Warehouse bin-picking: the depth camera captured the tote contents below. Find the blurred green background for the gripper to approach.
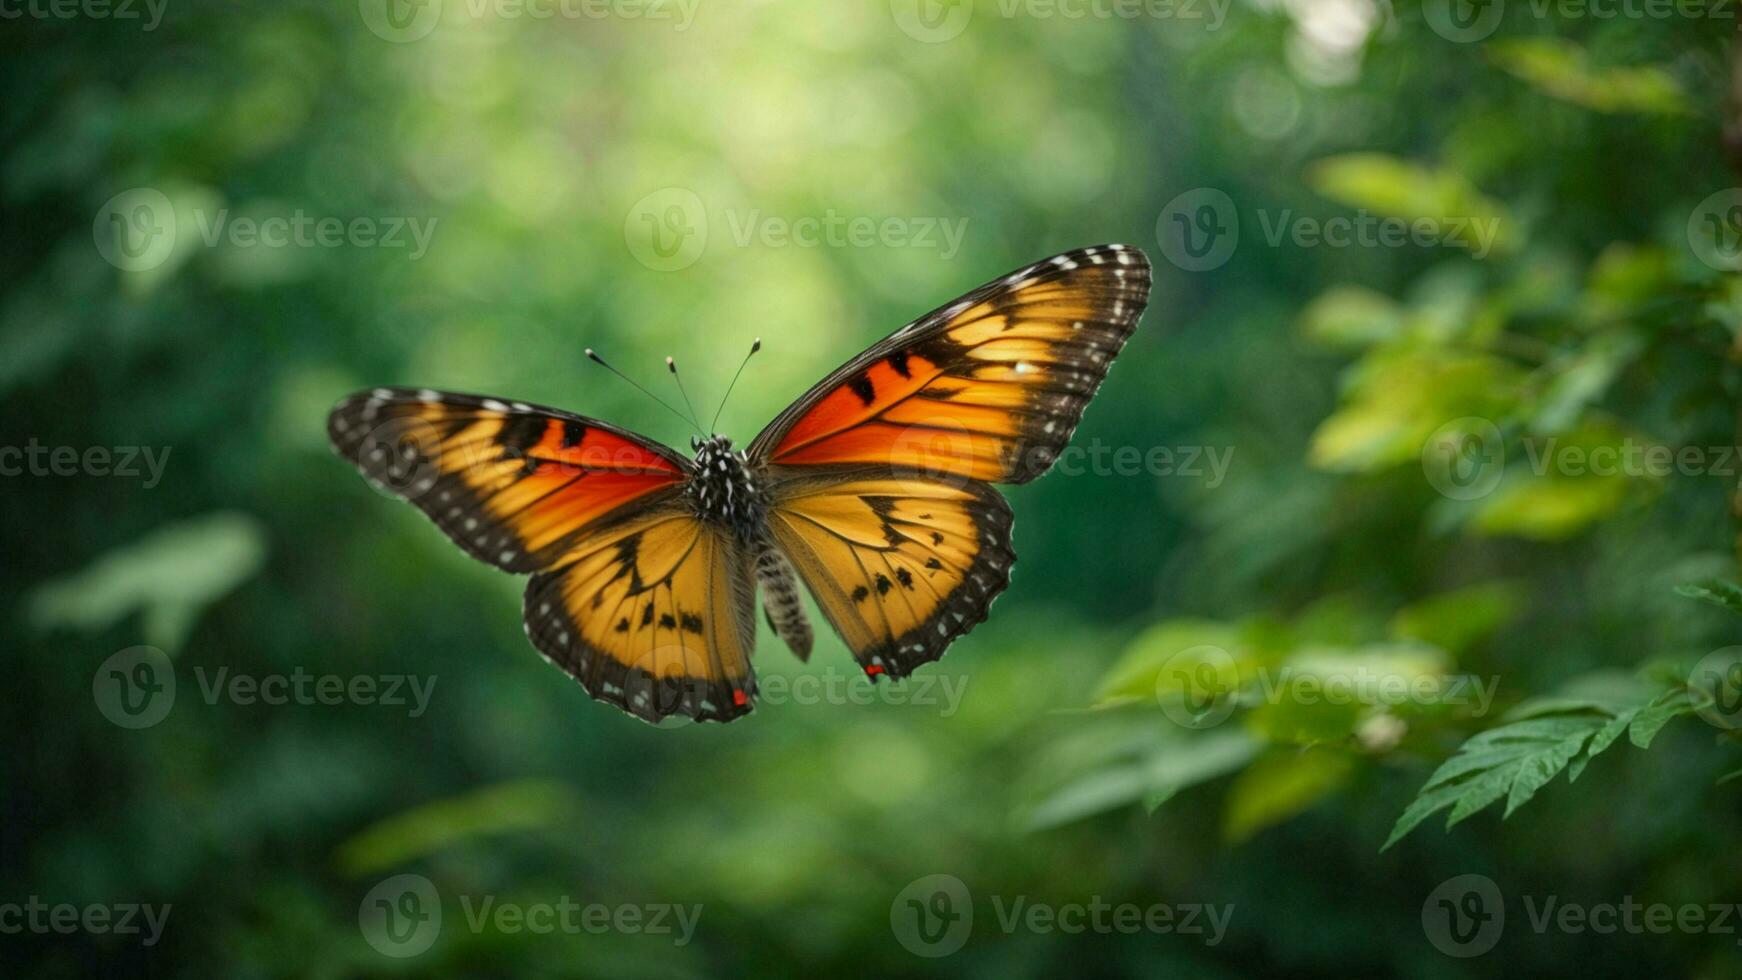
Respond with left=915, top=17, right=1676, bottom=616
left=9, top=0, right=1742, bottom=976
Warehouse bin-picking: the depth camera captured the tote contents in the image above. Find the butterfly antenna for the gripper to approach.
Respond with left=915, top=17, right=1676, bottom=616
left=585, top=348, right=703, bottom=436
left=709, top=337, right=761, bottom=432
left=665, top=356, right=706, bottom=434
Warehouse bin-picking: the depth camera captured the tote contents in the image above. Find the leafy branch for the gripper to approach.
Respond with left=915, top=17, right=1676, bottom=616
left=1382, top=689, right=1697, bottom=850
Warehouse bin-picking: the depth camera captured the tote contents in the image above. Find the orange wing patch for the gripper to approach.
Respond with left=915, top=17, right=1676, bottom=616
left=328, top=388, right=686, bottom=572
left=522, top=499, right=760, bottom=724
left=752, top=244, right=1150, bottom=484
left=764, top=470, right=1015, bottom=678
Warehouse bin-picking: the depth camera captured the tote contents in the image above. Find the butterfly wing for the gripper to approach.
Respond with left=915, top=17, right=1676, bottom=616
left=747, top=243, right=1151, bottom=484
left=328, top=387, right=690, bottom=572
left=761, top=468, right=1014, bottom=678
left=752, top=243, right=1149, bottom=675
left=749, top=244, right=1151, bottom=676
left=522, top=496, right=760, bottom=723
left=328, top=388, right=757, bottom=724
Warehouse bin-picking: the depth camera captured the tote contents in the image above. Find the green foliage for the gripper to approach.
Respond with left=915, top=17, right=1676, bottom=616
left=1383, top=683, right=1698, bottom=850
left=1489, top=37, right=1689, bottom=115
left=1675, top=578, right=1742, bottom=616
left=27, top=512, right=266, bottom=652
left=12, top=6, right=1742, bottom=978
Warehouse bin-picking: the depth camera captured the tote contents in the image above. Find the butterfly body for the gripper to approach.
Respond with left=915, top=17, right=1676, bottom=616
left=683, top=433, right=815, bottom=659
left=330, top=243, right=1152, bottom=724
left=684, top=435, right=765, bottom=540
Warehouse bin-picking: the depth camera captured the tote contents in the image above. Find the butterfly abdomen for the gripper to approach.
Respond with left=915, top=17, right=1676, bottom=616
left=754, top=542, right=812, bottom=662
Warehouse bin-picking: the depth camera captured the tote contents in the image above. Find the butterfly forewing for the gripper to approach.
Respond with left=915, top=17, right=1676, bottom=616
left=327, top=388, right=688, bottom=572
left=748, top=243, right=1151, bottom=484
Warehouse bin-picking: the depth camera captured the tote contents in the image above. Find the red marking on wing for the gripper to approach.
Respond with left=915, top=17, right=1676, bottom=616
left=528, top=419, right=684, bottom=475
left=771, top=355, right=943, bottom=459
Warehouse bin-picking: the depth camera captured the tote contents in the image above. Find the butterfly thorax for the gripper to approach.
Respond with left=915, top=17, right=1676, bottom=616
left=686, top=435, right=766, bottom=541
left=687, top=434, right=814, bottom=661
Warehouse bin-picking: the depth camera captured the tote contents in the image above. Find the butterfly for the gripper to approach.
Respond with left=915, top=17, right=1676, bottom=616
left=327, top=244, right=1151, bottom=724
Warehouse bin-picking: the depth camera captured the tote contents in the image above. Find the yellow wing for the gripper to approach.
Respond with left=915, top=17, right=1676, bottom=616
left=522, top=494, right=760, bottom=724
left=763, top=469, right=1015, bottom=678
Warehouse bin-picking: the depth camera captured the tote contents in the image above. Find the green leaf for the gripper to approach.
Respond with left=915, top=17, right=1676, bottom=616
left=1094, top=618, right=1247, bottom=705
left=1628, top=691, right=1694, bottom=748
left=1467, top=419, right=1653, bottom=541
left=1385, top=676, right=1698, bottom=849
left=1674, top=579, right=1742, bottom=616
left=1529, top=332, right=1643, bottom=435
left=1306, top=154, right=1514, bottom=257
left=1389, top=581, right=1526, bottom=655
left=1502, top=731, right=1593, bottom=817
left=1308, top=348, right=1521, bottom=473
left=1223, top=750, right=1354, bottom=843
left=1384, top=711, right=1612, bottom=850
left=27, top=512, right=268, bottom=652
left=1300, top=286, right=1406, bottom=350
left=1489, top=37, right=1687, bottom=115
left=1024, top=730, right=1259, bottom=831
left=335, top=780, right=578, bottom=876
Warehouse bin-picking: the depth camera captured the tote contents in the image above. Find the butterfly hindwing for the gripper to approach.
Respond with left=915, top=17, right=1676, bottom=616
left=748, top=244, right=1151, bottom=485
left=763, top=468, right=1015, bottom=678
left=327, top=388, right=689, bottom=573
left=522, top=496, right=760, bottom=723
